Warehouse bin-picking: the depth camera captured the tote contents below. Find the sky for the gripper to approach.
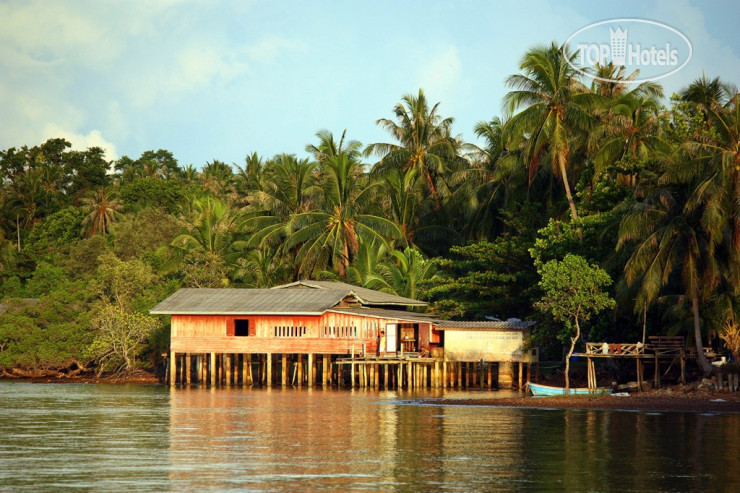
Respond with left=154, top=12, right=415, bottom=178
left=1, top=0, right=739, bottom=168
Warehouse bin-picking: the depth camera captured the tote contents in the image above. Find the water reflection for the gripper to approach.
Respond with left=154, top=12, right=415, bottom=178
left=1, top=382, right=739, bottom=491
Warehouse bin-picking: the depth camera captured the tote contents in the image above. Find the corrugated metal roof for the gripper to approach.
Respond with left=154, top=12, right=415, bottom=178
left=150, top=288, right=350, bottom=315
left=274, top=280, right=427, bottom=306
left=435, top=320, right=536, bottom=330
left=328, top=307, right=438, bottom=323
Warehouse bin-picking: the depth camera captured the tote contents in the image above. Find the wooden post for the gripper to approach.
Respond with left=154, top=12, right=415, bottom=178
left=297, top=354, right=304, bottom=386
left=526, top=361, right=531, bottom=386
left=487, top=363, right=493, bottom=389
left=443, top=360, right=448, bottom=389
left=457, top=362, right=463, bottom=389
left=680, top=351, right=686, bottom=385
left=384, top=363, right=389, bottom=389
left=210, top=352, right=216, bottom=387
left=397, top=363, right=402, bottom=389
left=654, top=352, right=660, bottom=389
left=407, top=361, right=413, bottom=389
left=307, top=353, right=314, bottom=387
left=169, top=351, right=177, bottom=386
left=185, top=353, right=191, bottom=386
left=518, top=362, right=524, bottom=391
left=282, top=354, right=288, bottom=386
left=225, top=354, right=232, bottom=386
left=350, top=361, right=355, bottom=388
left=588, top=359, right=592, bottom=391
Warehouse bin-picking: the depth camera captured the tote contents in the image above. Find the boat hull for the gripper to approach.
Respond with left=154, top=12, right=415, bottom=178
left=527, top=382, right=611, bottom=396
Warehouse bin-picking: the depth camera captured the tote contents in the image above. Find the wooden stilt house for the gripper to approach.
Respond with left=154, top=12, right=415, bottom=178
left=151, top=280, right=537, bottom=389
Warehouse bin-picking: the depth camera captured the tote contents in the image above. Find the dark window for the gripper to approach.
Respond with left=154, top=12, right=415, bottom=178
left=235, top=319, right=249, bottom=336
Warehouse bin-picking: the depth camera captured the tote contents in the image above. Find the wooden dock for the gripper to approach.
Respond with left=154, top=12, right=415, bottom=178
left=166, top=351, right=534, bottom=391
left=574, top=337, right=720, bottom=392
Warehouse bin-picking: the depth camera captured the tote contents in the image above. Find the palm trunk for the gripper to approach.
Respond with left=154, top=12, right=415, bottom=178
left=692, top=295, right=713, bottom=376
left=557, top=158, right=583, bottom=241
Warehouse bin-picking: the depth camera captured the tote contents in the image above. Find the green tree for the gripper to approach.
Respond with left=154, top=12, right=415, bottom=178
left=88, top=304, right=160, bottom=375
left=618, top=189, right=717, bottom=375
left=535, top=254, right=615, bottom=392
left=284, top=150, right=402, bottom=277
left=366, top=89, right=457, bottom=206
left=504, top=42, right=597, bottom=223
left=96, top=252, right=157, bottom=311
left=81, top=188, right=123, bottom=236
left=376, top=247, right=438, bottom=300
left=429, top=219, right=538, bottom=320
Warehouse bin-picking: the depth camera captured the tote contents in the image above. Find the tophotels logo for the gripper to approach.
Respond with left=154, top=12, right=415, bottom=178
left=564, top=19, right=692, bottom=84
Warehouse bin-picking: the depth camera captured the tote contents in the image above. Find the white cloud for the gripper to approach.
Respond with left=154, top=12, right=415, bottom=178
left=42, top=124, right=118, bottom=161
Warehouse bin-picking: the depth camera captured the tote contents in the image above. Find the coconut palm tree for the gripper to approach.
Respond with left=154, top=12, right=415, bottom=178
left=503, top=42, right=599, bottom=223
left=199, top=160, right=234, bottom=198
left=233, top=247, right=289, bottom=288
left=588, top=92, right=668, bottom=190
left=375, top=247, right=439, bottom=300
left=365, top=89, right=457, bottom=207
left=674, top=87, right=740, bottom=287
left=169, top=196, right=247, bottom=263
left=245, top=154, right=319, bottom=254
left=618, top=187, right=718, bottom=375
left=284, top=151, right=403, bottom=277
left=450, top=117, right=531, bottom=239
left=306, top=129, right=362, bottom=163
left=81, top=188, right=123, bottom=237
left=590, top=62, right=663, bottom=100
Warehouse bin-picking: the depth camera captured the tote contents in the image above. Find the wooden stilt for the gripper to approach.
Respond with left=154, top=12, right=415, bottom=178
left=169, top=351, right=177, bottom=386
left=384, top=363, right=389, bottom=389
left=487, top=363, right=493, bottom=389
left=518, top=361, right=523, bottom=391
left=307, top=353, right=314, bottom=387
left=298, top=354, right=304, bottom=386
left=680, top=351, right=686, bottom=385
left=654, top=352, right=660, bottom=389
left=225, top=353, right=232, bottom=386
left=184, top=353, right=191, bottom=386
left=209, top=352, right=216, bottom=387
left=266, top=353, right=272, bottom=387
left=282, top=354, right=288, bottom=386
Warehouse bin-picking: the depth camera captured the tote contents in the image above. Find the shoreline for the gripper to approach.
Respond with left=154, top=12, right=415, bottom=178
left=3, top=375, right=740, bottom=413
left=421, top=389, right=740, bottom=413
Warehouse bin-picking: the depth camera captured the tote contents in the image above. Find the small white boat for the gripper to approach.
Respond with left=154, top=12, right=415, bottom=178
left=527, top=382, right=611, bottom=396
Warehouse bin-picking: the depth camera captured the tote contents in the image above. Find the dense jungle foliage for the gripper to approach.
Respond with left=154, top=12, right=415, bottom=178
left=1, top=43, right=739, bottom=376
